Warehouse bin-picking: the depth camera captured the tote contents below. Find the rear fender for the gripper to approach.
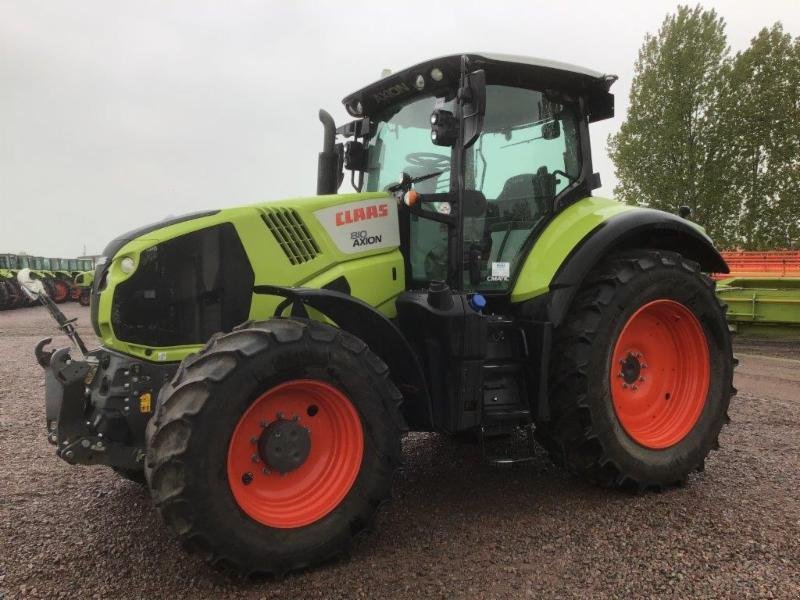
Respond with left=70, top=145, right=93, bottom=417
left=512, top=199, right=728, bottom=327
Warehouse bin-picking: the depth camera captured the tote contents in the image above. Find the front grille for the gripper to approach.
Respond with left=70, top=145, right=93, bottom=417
left=110, top=223, right=254, bottom=347
left=260, top=207, right=320, bottom=265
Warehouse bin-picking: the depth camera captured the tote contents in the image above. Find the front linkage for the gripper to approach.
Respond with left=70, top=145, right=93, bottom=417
left=19, top=269, right=174, bottom=470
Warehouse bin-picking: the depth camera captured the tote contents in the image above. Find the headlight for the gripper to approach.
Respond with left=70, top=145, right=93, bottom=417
left=120, top=256, right=136, bottom=274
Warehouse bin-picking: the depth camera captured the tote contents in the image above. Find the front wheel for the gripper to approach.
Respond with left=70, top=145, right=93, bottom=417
left=145, top=319, right=403, bottom=575
left=536, top=250, right=734, bottom=490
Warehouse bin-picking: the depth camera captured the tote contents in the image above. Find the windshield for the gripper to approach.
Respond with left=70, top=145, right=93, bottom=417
left=364, top=96, right=454, bottom=194
left=363, top=85, right=581, bottom=291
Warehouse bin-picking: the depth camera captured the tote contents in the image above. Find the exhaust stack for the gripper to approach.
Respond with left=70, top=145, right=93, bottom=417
left=316, top=109, right=339, bottom=195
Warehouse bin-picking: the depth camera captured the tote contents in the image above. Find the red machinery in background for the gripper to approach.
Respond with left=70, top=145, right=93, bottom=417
left=716, top=251, right=800, bottom=280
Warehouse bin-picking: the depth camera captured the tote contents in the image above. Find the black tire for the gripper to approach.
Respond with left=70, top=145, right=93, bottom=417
left=0, top=281, right=9, bottom=310
left=535, top=250, right=734, bottom=491
left=8, top=280, right=27, bottom=308
left=78, top=288, right=91, bottom=306
left=112, top=467, right=146, bottom=485
left=145, top=318, right=404, bottom=575
left=42, top=277, right=57, bottom=299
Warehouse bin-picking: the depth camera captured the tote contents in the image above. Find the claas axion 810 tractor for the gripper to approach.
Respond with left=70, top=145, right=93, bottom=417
left=27, top=54, right=734, bottom=575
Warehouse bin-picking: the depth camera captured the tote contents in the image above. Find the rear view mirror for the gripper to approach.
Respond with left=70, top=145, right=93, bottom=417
left=461, top=69, right=486, bottom=148
left=344, top=141, right=367, bottom=171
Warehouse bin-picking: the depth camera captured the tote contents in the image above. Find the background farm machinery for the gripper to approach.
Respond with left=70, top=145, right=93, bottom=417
left=0, top=254, right=94, bottom=310
left=716, top=251, right=800, bottom=340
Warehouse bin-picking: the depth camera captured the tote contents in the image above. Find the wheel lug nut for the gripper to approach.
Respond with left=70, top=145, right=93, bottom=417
left=292, top=414, right=299, bottom=422
left=276, top=411, right=284, bottom=420
left=642, top=364, right=647, bottom=369
left=262, top=467, right=271, bottom=475
left=250, top=437, right=258, bottom=444
left=617, top=372, right=623, bottom=378
left=260, top=420, right=268, bottom=428
left=251, top=454, right=260, bottom=463
left=242, top=472, right=253, bottom=485
left=622, top=383, right=628, bottom=389
left=632, top=385, right=638, bottom=391
left=639, top=377, right=645, bottom=382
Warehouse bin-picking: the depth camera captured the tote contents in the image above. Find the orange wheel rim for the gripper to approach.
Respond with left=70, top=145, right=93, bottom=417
left=227, top=380, right=363, bottom=528
left=610, top=299, right=710, bottom=449
left=53, top=281, right=68, bottom=302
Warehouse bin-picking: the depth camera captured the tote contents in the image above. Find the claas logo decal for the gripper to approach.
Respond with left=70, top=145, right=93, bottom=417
left=335, top=203, right=389, bottom=226
left=316, top=200, right=398, bottom=254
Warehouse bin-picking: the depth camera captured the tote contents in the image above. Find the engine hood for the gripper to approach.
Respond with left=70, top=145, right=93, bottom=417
left=91, top=192, right=402, bottom=361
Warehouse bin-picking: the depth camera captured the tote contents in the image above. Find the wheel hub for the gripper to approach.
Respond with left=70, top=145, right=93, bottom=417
left=619, top=352, right=643, bottom=385
left=258, top=419, right=311, bottom=474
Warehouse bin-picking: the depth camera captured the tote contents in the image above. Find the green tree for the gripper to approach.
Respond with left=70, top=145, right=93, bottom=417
left=715, top=24, right=800, bottom=249
left=608, top=5, right=736, bottom=245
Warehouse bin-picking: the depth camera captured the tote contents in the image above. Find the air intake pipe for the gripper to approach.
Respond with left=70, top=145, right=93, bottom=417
left=316, top=109, right=339, bottom=195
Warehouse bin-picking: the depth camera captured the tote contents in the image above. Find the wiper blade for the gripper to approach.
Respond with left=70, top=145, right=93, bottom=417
left=411, top=171, right=444, bottom=184
left=387, top=171, right=444, bottom=192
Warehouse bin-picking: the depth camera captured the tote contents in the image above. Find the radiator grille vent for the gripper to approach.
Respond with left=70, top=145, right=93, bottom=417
left=260, top=207, right=320, bottom=265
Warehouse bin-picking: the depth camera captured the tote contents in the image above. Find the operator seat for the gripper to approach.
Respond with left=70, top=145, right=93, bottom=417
left=495, top=166, right=558, bottom=220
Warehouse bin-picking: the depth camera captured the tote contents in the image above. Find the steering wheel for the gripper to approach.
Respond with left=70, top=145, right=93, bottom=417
left=405, top=152, right=450, bottom=171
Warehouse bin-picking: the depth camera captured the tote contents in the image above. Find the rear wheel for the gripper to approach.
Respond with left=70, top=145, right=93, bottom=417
left=536, top=250, right=734, bottom=490
left=78, top=289, right=91, bottom=306
left=145, top=318, right=404, bottom=575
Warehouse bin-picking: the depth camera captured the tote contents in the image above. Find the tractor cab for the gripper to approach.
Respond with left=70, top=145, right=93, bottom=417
left=321, top=53, right=616, bottom=295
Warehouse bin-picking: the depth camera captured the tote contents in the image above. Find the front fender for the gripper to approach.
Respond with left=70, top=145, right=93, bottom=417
left=254, top=285, right=432, bottom=429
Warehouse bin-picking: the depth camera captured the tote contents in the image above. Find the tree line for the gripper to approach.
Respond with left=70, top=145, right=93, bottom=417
left=608, top=5, right=800, bottom=250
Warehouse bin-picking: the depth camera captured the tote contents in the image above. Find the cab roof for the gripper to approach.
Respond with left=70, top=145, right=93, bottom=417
left=342, top=52, right=618, bottom=123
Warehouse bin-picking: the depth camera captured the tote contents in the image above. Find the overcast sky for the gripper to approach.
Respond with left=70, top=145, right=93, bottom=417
left=1, top=0, right=798, bottom=257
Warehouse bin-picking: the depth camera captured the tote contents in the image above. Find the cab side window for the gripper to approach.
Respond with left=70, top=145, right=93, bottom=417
left=466, top=85, right=582, bottom=289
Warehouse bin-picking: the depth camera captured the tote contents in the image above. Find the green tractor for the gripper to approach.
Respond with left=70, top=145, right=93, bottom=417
left=0, top=253, right=38, bottom=309
left=73, top=268, right=94, bottom=306
left=44, top=258, right=78, bottom=304
left=25, top=256, right=67, bottom=302
left=30, top=257, right=73, bottom=304
left=0, top=254, right=22, bottom=309
left=30, top=54, right=734, bottom=575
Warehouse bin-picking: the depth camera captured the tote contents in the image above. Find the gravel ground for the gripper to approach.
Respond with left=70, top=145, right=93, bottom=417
left=1, top=303, right=799, bottom=599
